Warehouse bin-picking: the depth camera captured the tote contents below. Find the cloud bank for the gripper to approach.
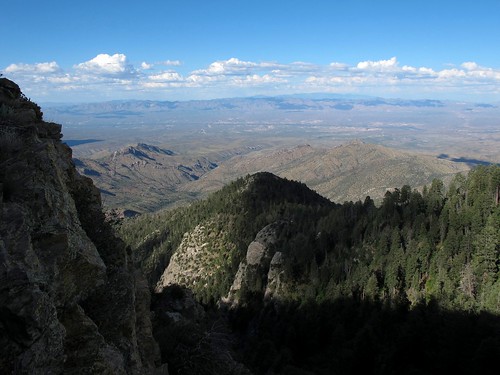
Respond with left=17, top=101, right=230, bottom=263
left=3, top=55, right=500, bottom=102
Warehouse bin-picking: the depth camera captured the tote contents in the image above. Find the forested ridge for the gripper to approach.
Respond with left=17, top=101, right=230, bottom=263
left=120, top=166, right=500, bottom=374
left=122, top=166, right=500, bottom=311
left=120, top=172, right=333, bottom=301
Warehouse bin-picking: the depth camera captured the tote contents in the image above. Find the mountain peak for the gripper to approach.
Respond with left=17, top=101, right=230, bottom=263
left=0, top=78, right=43, bottom=123
left=242, top=171, right=332, bottom=207
left=347, top=139, right=366, bottom=146
left=116, top=143, right=175, bottom=160
left=136, top=142, right=175, bottom=155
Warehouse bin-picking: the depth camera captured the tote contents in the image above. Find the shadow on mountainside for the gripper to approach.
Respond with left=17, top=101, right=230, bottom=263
left=437, top=153, right=497, bottom=167
left=151, top=285, right=500, bottom=375
left=64, top=138, right=103, bottom=147
left=228, top=297, right=500, bottom=375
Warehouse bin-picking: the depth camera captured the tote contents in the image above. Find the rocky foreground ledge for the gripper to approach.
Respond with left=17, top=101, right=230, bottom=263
left=0, top=78, right=168, bottom=373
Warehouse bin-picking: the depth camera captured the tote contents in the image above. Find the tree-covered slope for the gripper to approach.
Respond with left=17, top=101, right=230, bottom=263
left=120, top=172, right=333, bottom=302
left=122, top=166, right=500, bottom=312
left=121, top=162, right=500, bottom=375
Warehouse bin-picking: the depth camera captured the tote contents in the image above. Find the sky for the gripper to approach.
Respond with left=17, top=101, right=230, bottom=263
left=2, top=0, right=500, bottom=103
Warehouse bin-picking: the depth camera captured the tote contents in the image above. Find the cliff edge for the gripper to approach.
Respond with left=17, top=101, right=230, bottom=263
left=0, top=78, right=167, bottom=374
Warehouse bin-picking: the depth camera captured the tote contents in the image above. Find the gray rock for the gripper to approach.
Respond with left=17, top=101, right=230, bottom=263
left=225, top=221, right=287, bottom=306
left=0, top=81, right=164, bottom=374
left=264, top=251, right=286, bottom=299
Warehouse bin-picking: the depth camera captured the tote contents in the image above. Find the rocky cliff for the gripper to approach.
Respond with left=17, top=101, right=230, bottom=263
left=0, top=78, right=167, bottom=374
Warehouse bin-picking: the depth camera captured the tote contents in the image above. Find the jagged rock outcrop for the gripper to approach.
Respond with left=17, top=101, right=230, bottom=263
left=152, top=211, right=292, bottom=309
left=264, top=251, right=286, bottom=300
left=0, top=79, right=167, bottom=374
left=225, top=221, right=288, bottom=306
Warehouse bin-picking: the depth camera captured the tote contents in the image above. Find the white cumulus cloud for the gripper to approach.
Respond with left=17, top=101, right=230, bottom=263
left=193, top=58, right=261, bottom=76
left=357, top=57, right=398, bottom=71
left=329, top=62, right=349, bottom=70
left=3, top=54, right=500, bottom=102
left=232, top=74, right=286, bottom=86
left=437, top=68, right=467, bottom=79
left=148, top=71, right=183, bottom=82
left=75, top=53, right=133, bottom=75
left=461, top=62, right=479, bottom=70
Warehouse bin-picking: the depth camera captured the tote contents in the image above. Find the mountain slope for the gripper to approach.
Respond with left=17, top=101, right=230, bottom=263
left=120, top=172, right=333, bottom=302
left=186, top=140, right=470, bottom=203
left=121, top=166, right=500, bottom=374
left=77, top=139, right=469, bottom=213
left=123, top=165, right=500, bottom=309
left=74, top=142, right=219, bottom=211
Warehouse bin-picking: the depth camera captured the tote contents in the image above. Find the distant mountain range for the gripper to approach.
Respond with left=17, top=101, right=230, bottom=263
left=74, top=143, right=219, bottom=211
left=44, top=95, right=498, bottom=126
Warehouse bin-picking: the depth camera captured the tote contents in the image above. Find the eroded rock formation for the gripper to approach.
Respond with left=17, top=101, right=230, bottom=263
left=225, top=221, right=288, bottom=306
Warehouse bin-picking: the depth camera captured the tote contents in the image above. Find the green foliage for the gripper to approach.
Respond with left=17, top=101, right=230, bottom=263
left=152, top=287, right=251, bottom=375
left=177, top=166, right=498, bottom=375
left=120, top=172, right=333, bottom=300
left=122, top=167, right=500, bottom=314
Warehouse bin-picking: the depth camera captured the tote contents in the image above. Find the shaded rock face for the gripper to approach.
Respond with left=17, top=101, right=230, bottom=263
left=153, top=285, right=205, bottom=324
left=0, top=80, right=166, bottom=374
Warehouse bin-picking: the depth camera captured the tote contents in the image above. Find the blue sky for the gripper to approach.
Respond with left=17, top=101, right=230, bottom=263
left=2, top=0, right=500, bottom=102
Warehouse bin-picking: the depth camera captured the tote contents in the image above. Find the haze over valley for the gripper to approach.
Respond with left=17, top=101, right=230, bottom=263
left=44, top=95, right=499, bottom=212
